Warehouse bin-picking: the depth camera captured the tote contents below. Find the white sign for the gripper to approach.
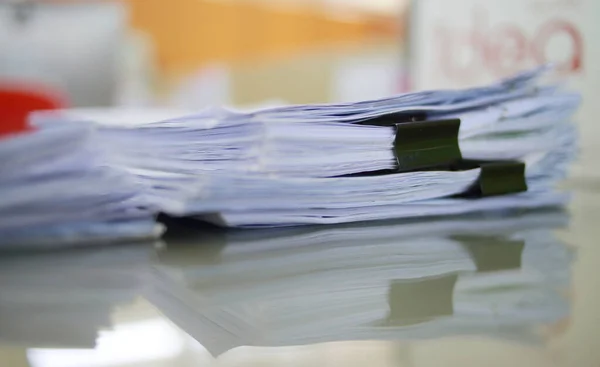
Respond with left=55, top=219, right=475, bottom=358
left=409, top=0, right=600, bottom=177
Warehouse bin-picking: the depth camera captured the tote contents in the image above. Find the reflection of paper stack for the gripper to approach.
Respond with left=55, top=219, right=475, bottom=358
left=149, top=210, right=573, bottom=355
left=0, top=243, right=153, bottom=348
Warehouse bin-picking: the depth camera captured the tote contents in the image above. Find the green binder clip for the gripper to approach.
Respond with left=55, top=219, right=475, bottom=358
left=393, top=118, right=463, bottom=171
left=360, top=112, right=462, bottom=171
left=455, top=159, right=528, bottom=197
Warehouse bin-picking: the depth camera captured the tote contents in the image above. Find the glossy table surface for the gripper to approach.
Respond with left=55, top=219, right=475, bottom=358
left=1, top=167, right=600, bottom=367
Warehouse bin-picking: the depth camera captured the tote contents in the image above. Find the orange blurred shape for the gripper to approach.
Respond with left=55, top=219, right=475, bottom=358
left=124, top=0, right=397, bottom=76
left=0, top=82, right=65, bottom=138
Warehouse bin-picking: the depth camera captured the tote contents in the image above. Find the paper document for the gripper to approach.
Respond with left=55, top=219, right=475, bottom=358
left=7, top=66, right=581, bottom=232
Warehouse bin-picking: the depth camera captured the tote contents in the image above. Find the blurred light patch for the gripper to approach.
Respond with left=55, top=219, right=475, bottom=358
left=27, top=319, right=185, bottom=367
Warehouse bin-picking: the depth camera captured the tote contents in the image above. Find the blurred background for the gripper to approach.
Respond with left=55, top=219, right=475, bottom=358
left=0, top=0, right=406, bottom=113
left=0, top=0, right=594, bottom=113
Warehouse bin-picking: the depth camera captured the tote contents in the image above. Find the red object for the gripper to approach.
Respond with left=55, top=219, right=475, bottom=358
left=0, top=82, right=65, bottom=138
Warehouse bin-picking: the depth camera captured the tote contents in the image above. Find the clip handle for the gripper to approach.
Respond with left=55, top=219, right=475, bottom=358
left=394, top=119, right=462, bottom=171
left=457, top=160, right=528, bottom=197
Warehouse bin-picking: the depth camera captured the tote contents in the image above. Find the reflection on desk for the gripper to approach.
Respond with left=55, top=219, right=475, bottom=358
left=0, top=243, right=156, bottom=349
left=149, top=210, right=574, bottom=356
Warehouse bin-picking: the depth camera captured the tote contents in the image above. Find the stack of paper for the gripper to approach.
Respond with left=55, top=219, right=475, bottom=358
left=149, top=210, right=573, bottom=354
left=0, top=122, right=164, bottom=250
left=31, top=67, right=580, bottom=228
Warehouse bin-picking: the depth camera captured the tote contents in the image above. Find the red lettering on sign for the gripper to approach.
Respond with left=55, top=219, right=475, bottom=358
left=434, top=8, right=584, bottom=83
left=532, top=19, right=583, bottom=73
left=484, top=23, right=529, bottom=76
